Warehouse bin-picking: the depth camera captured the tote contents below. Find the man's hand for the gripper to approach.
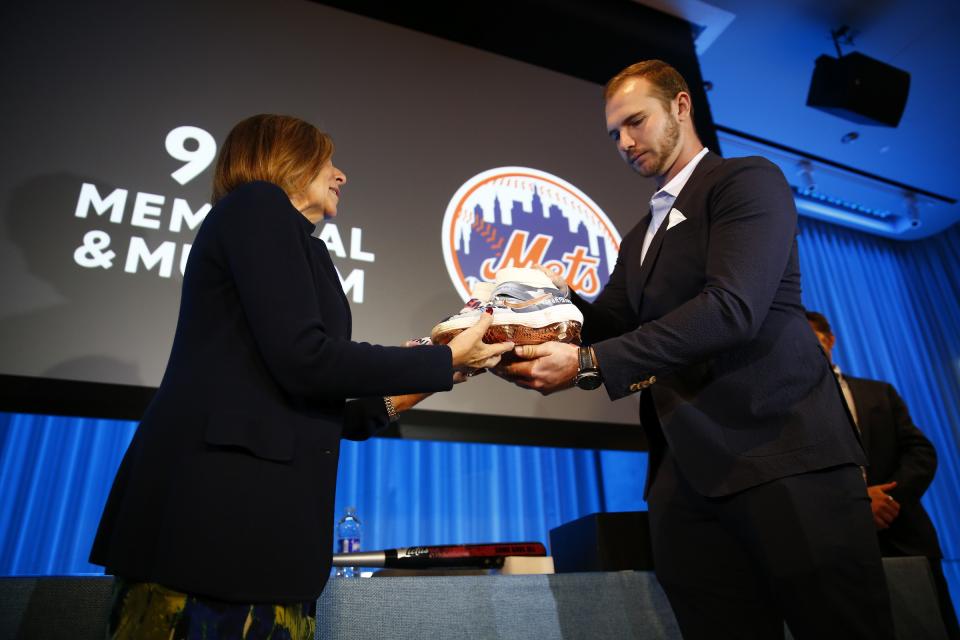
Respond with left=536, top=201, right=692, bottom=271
left=491, top=341, right=579, bottom=395
left=867, top=481, right=900, bottom=530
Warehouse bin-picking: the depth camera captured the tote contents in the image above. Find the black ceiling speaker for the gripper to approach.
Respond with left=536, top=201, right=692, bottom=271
left=806, top=52, right=910, bottom=127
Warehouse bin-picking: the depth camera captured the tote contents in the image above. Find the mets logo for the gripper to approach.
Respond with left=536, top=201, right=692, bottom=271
left=441, top=167, right=621, bottom=302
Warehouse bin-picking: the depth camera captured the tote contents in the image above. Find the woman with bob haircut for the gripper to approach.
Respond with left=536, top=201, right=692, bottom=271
left=90, top=114, right=512, bottom=639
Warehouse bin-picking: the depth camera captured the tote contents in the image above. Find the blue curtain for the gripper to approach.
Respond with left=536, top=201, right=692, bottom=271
left=0, top=411, right=646, bottom=576
left=797, top=218, right=960, bottom=606
left=0, top=217, right=956, bottom=609
left=0, top=413, right=137, bottom=575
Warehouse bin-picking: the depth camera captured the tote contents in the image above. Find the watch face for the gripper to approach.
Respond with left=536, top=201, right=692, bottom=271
left=575, top=373, right=602, bottom=390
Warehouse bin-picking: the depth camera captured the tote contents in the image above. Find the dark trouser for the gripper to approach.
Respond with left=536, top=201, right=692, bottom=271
left=648, top=451, right=895, bottom=639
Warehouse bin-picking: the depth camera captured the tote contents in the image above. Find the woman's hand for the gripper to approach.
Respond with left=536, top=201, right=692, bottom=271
left=447, top=309, right=514, bottom=373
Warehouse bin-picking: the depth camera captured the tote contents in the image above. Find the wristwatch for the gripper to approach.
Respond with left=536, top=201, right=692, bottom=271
left=574, top=346, right=603, bottom=390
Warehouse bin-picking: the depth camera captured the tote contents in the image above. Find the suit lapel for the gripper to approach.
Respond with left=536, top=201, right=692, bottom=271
left=845, top=376, right=871, bottom=450
left=310, top=235, right=353, bottom=336
left=633, top=151, right=723, bottom=307
left=627, top=211, right=653, bottom=311
left=668, top=151, right=722, bottom=218
left=633, top=211, right=671, bottom=295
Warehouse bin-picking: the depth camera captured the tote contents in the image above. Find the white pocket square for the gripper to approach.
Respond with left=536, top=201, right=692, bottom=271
left=666, top=207, right=687, bottom=230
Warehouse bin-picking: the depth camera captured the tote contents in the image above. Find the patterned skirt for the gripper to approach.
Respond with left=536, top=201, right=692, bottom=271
left=107, top=578, right=316, bottom=640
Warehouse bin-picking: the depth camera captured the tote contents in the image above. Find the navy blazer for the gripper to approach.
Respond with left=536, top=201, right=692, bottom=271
left=90, top=181, right=454, bottom=602
left=846, top=375, right=942, bottom=558
left=573, top=152, right=866, bottom=497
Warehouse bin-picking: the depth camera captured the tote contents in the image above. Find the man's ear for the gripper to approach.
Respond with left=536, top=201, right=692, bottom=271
left=675, top=91, right=692, bottom=121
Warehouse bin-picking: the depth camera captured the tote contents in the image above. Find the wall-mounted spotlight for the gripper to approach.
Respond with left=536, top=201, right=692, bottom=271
left=797, top=160, right=816, bottom=195
left=904, top=192, right=921, bottom=228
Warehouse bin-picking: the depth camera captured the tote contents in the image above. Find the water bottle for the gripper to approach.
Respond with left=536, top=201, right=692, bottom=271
left=334, top=506, right=362, bottom=578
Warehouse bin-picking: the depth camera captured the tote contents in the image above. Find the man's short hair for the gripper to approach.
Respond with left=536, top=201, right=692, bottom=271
left=604, top=59, right=692, bottom=115
left=805, top=310, right=833, bottom=337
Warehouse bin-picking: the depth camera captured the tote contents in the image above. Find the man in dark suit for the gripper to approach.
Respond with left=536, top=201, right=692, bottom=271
left=807, top=311, right=958, bottom=638
left=496, top=60, right=894, bottom=637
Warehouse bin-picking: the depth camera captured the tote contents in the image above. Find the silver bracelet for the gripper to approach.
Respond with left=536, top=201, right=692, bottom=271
left=383, top=396, right=399, bottom=421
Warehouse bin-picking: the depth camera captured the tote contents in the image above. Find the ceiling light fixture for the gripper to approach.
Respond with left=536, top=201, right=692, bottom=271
left=715, top=126, right=951, bottom=239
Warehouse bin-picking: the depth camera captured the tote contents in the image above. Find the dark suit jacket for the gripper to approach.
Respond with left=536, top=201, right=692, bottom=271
left=90, top=181, right=453, bottom=602
left=572, top=152, right=866, bottom=497
left=846, top=375, right=941, bottom=558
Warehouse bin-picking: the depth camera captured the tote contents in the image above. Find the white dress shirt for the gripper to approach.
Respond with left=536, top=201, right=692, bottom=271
left=832, top=363, right=859, bottom=428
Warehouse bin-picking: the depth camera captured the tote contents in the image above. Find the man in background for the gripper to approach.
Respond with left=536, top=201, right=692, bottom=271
left=807, top=310, right=958, bottom=639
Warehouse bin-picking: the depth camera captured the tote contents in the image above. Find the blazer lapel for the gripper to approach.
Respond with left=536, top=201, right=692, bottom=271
left=846, top=377, right=871, bottom=451
left=310, top=235, right=353, bottom=335
left=632, top=152, right=723, bottom=306
left=627, top=210, right=653, bottom=311
left=633, top=212, right=671, bottom=296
